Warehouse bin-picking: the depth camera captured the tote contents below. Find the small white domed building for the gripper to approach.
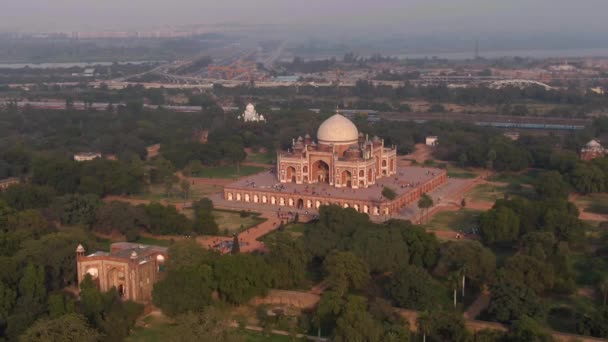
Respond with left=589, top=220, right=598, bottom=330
left=239, top=103, right=265, bottom=122
left=277, top=113, right=397, bottom=189
left=581, top=139, right=606, bottom=161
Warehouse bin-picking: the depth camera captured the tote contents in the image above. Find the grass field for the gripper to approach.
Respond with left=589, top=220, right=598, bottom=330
left=468, top=183, right=533, bottom=203
left=242, top=330, right=307, bottom=342
left=193, top=165, right=266, bottom=179
left=127, top=316, right=305, bottom=342
left=127, top=316, right=175, bottom=342
left=262, top=222, right=311, bottom=243
left=213, top=210, right=266, bottom=235
left=424, top=209, right=481, bottom=232
left=573, top=193, right=608, bottom=215
left=489, top=169, right=540, bottom=185
left=468, top=184, right=509, bottom=203
left=131, top=182, right=223, bottom=204
left=246, top=152, right=276, bottom=165
left=446, top=165, right=478, bottom=179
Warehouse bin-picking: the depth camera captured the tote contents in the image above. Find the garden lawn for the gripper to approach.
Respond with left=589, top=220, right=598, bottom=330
left=468, top=184, right=509, bottom=203
left=193, top=165, right=266, bottom=179
left=213, top=210, right=266, bottom=236
left=243, top=330, right=307, bottom=342
left=424, top=209, right=481, bottom=232
left=545, top=294, right=598, bottom=334
left=262, top=222, right=311, bottom=243
left=488, top=169, right=540, bottom=185
left=246, top=152, right=276, bottom=165
left=128, top=316, right=306, bottom=342
left=127, top=316, right=176, bottom=342
left=129, top=182, right=223, bottom=204
left=446, top=165, right=478, bottom=179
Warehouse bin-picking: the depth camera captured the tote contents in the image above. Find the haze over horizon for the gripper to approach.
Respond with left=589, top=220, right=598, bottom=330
left=1, top=0, right=606, bottom=36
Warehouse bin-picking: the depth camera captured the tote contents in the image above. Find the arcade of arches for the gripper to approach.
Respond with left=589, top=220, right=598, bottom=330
left=224, top=170, right=447, bottom=217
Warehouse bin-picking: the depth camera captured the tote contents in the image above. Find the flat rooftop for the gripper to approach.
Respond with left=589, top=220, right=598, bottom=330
left=225, top=166, right=444, bottom=203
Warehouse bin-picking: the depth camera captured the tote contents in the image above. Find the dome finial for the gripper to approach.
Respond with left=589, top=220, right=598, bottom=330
left=76, top=244, right=85, bottom=253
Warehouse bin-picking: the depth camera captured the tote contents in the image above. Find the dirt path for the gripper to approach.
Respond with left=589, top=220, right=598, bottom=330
left=197, top=212, right=285, bottom=253
left=464, top=287, right=491, bottom=320
left=570, top=194, right=608, bottom=222
left=402, top=143, right=434, bottom=164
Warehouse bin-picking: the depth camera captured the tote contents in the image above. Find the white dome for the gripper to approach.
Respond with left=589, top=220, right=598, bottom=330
left=246, top=103, right=255, bottom=111
left=317, top=114, right=359, bottom=145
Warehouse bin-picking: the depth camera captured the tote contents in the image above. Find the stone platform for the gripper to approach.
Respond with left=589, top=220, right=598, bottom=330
left=221, top=166, right=447, bottom=216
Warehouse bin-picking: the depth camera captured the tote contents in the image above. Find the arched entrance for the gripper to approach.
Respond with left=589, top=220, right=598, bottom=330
left=312, top=160, right=330, bottom=184
left=107, top=268, right=125, bottom=297
left=297, top=199, right=304, bottom=209
left=286, top=166, right=296, bottom=183
left=341, top=170, right=352, bottom=188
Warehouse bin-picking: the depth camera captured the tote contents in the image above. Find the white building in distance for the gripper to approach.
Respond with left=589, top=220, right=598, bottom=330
left=239, top=103, right=266, bottom=123
left=74, top=152, right=102, bottom=162
left=426, top=136, right=439, bottom=146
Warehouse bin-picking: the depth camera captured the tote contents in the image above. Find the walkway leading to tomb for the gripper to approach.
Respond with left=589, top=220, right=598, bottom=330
left=197, top=212, right=313, bottom=254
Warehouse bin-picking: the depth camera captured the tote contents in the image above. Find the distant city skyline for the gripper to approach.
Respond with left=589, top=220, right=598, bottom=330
left=1, top=0, right=607, bottom=36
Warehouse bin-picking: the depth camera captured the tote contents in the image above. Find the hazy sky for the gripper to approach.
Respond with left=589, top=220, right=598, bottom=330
left=1, top=0, right=606, bottom=34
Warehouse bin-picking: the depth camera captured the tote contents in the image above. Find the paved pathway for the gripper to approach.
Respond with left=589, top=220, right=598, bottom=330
left=197, top=212, right=314, bottom=254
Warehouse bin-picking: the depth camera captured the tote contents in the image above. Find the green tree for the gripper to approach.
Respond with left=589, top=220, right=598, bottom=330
left=152, top=263, right=215, bottom=316
left=502, top=255, right=555, bottom=294
left=509, top=315, right=554, bottom=342
left=324, top=251, right=370, bottom=297
left=535, top=171, right=569, bottom=199
left=333, top=304, right=384, bottom=342
left=479, top=206, right=520, bottom=245
left=349, top=226, right=412, bottom=273
left=382, top=186, right=397, bottom=200
left=417, top=194, right=434, bottom=223
left=0, top=281, right=16, bottom=326
left=420, top=311, right=469, bottom=342
left=93, top=202, right=149, bottom=241
left=180, top=179, right=191, bottom=200
left=192, top=198, right=219, bottom=235
left=169, top=308, right=243, bottom=342
left=569, top=163, right=606, bottom=194
left=265, top=234, right=308, bottom=289
left=231, top=235, right=240, bottom=254
left=164, top=240, right=218, bottom=271
left=213, top=254, right=272, bottom=304
left=434, top=241, right=496, bottom=295
left=52, top=194, right=101, bottom=227
left=6, top=209, right=50, bottom=239
left=488, top=276, right=544, bottom=323
left=387, top=265, right=447, bottom=311
left=2, top=184, right=54, bottom=211
left=142, top=202, right=192, bottom=235
left=19, top=313, right=100, bottom=342
left=47, top=293, right=75, bottom=319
